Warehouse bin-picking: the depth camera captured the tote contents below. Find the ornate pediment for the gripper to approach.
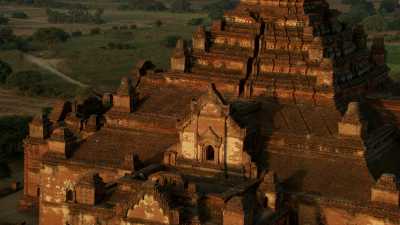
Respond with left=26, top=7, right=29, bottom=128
left=126, top=194, right=170, bottom=224
left=198, top=126, right=222, bottom=148
left=193, top=84, right=229, bottom=117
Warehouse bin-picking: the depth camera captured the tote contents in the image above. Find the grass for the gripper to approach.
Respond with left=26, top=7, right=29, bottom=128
left=47, top=10, right=206, bottom=91
left=387, top=44, right=400, bottom=80
left=0, top=50, right=81, bottom=98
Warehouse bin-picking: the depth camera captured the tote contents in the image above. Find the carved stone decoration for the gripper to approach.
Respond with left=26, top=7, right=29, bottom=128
left=371, top=173, right=400, bottom=206
left=338, top=102, right=367, bottom=138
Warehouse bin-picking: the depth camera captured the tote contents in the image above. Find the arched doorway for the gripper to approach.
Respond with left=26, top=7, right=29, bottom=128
left=205, top=145, right=215, bottom=161
left=66, top=190, right=74, bottom=202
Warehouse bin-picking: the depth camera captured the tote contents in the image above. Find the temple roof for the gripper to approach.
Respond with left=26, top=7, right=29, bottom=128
left=70, top=128, right=177, bottom=168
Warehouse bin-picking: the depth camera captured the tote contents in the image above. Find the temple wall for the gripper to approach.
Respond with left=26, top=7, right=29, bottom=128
left=181, top=131, right=196, bottom=159
left=323, top=207, right=398, bottom=225
left=40, top=204, right=70, bottom=225
left=24, top=142, right=49, bottom=199
left=39, top=163, right=124, bottom=225
left=226, top=137, right=243, bottom=166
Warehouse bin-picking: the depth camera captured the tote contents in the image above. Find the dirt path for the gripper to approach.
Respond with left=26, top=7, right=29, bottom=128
left=23, top=53, right=88, bottom=88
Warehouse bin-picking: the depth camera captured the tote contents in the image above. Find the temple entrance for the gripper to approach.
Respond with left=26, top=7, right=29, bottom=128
left=66, top=190, right=74, bottom=202
left=205, top=145, right=215, bottom=161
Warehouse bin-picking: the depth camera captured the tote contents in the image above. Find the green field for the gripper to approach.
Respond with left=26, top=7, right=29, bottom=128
left=46, top=10, right=207, bottom=91
left=387, top=44, right=400, bottom=80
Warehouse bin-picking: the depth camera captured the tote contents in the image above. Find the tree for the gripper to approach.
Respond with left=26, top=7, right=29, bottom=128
left=0, top=26, right=16, bottom=49
left=32, top=27, right=69, bottom=48
left=170, top=0, right=191, bottom=12
left=155, top=20, right=163, bottom=27
left=11, top=11, right=29, bottom=19
left=0, top=15, right=9, bottom=25
left=0, top=60, right=12, bottom=84
left=162, top=35, right=182, bottom=48
left=6, top=70, right=44, bottom=95
left=203, top=0, right=236, bottom=20
left=0, top=116, right=31, bottom=159
left=362, top=14, right=387, bottom=31
left=126, top=0, right=167, bottom=11
left=380, top=0, right=398, bottom=13
left=339, top=1, right=375, bottom=24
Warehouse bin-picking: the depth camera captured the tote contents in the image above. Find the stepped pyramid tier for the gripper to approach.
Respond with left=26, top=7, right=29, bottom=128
left=168, top=0, right=390, bottom=102
left=21, top=0, right=400, bottom=224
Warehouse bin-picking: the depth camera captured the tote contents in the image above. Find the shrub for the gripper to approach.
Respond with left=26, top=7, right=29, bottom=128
left=11, top=11, right=28, bottom=19
left=71, top=30, right=82, bottom=37
left=6, top=70, right=44, bottom=96
left=0, top=162, right=11, bottom=178
left=125, top=0, right=167, bottom=11
left=32, top=27, right=70, bottom=48
left=0, top=26, right=17, bottom=50
left=362, top=14, right=387, bottom=32
left=155, top=20, right=163, bottom=27
left=170, top=0, right=192, bottom=12
left=0, top=15, right=9, bottom=25
left=380, top=0, right=398, bottom=13
left=338, top=2, right=375, bottom=24
left=187, top=18, right=204, bottom=26
left=203, top=0, right=236, bottom=20
left=90, top=27, right=101, bottom=35
left=0, top=60, right=12, bottom=84
left=0, top=115, right=31, bottom=159
left=162, top=35, right=182, bottom=48
left=387, top=18, right=400, bottom=30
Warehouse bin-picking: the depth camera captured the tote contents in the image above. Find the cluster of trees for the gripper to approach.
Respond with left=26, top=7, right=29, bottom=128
left=2, top=0, right=74, bottom=8
left=203, top=0, right=236, bottom=20
left=339, top=0, right=400, bottom=32
left=11, top=11, right=29, bottom=19
left=118, top=0, right=236, bottom=19
left=0, top=14, right=9, bottom=25
left=32, top=27, right=70, bottom=48
left=0, top=61, right=46, bottom=96
left=104, top=42, right=135, bottom=50
left=118, top=0, right=167, bottom=11
left=46, top=4, right=105, bottom=24
left=0, top=26, right=27, bottom=50
left=0, top=115, right=31, bottom=163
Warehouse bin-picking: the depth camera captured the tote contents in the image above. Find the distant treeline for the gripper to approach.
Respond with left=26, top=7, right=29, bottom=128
left=118, top=0, right=238, bottom=19
left=46, top=5, right=105, bottom=24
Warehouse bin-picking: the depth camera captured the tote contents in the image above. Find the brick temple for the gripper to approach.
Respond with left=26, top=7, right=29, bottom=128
left=21, top=0, right=400, bottom=224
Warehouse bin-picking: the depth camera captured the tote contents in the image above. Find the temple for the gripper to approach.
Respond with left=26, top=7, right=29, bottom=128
left=21, top=0, right=400, bottom=224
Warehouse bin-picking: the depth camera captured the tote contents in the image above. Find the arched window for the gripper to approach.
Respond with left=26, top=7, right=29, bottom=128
left=66, top=189, right=74, bottom=202
left=205, top=145, right=215, bottom=161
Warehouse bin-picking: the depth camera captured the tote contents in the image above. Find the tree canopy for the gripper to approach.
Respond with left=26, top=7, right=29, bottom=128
left=0, top=60, right=12, bottom=84
left=170, top=0, right=192, bottom=12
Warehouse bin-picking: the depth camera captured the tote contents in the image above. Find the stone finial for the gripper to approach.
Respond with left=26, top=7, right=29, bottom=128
left=113, top=77, right=137, bottom=113
left=117, top=77, right=134, bottom=96
left=338, top=102, right=367, bottom=137
left=48, top=126, right=76, bottom=158
left=171, top=39, right=188, bottom=72
left=193, top=26, right=207, bottom=51
left=29, top=114, right=50, bottom=139
left=258, top=171, right=278, bottom=211
left=371, top=173, right=399, bottom=206
left=343, top=102, right=363, bottom=123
